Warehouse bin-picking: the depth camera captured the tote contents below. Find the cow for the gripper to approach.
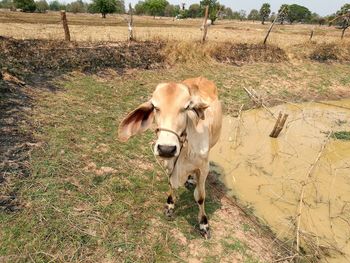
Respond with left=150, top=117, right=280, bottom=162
left=118, top=77, right=222, bottom=238
left=200, top=19, right=212, bottom=30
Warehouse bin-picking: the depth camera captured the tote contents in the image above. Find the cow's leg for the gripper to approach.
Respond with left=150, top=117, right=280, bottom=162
left=164, top=184, right=175, bottom=219
left=194, top=166, right=210, bottom=239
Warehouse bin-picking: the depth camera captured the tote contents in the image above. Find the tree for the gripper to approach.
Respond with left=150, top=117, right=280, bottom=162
left=66, top=0, right=86, bottom=13
left=188, top=3, right=201, bottom=18
left=247, top=9, right=259, bottom=21
left=223, top=7, right=233, bottom=19
left=91, top=0, right=124, bottom=18
left=49, top=0, right=65, bottom=11
left=134, top=1, right=146, bottom=14
left=259, top=3, right=271, bottom=24
left=310, top=12, right=324, bottom=24
left=278, top=4, right=289, bottom=24
left=0, top=0, right=14, bottom=9
left=36, top=0, right=49, bottom=12
left=287, top=4, right=311, bottom=23
left=333, top=3, right=350, bottom=38
left=318, top=17, right=326, bottom=25
left=14, top=0, right=36, bottom=12
left=164, top=4, right=179, bottom=17
left=200, top=0, right=220, bottom=24
left=337, top=3, right=350, bottom=16
left=269, top=12, right=276, bottom=22
left=238, top=9, right=246, bottom=21
left=143, top=0, right=168, bottom=18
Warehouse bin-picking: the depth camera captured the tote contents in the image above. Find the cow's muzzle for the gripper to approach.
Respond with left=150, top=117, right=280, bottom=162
left=157, top=144, right=177, bottom=158
left=154, top=127, right=187, bottom=158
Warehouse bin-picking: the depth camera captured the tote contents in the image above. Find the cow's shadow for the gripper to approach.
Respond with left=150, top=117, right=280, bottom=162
left=174, top=162, right=229, bottom=235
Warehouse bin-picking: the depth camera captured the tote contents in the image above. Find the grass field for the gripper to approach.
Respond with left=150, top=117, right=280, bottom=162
left=1, top=9, right=350, bottom=263
left=1, top=10, right=349, bottom=48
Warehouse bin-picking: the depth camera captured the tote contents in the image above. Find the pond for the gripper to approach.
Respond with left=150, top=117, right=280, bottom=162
left=211, top=99, right=350, bottom=262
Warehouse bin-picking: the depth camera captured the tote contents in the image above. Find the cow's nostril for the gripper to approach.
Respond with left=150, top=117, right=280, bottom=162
left=157, top=145, right=177, bottom=157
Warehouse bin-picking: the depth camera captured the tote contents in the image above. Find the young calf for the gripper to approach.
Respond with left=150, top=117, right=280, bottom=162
left=118, top=77, right=222, bottom=238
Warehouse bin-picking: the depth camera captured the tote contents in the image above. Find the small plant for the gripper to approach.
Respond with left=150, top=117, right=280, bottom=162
left=331, top=131, right=350, bottom=140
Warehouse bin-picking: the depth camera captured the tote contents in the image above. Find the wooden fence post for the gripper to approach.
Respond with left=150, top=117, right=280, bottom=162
left=309, top=29, right=314, bottom=40
left=128, top=3, right=134, bottom=42
left=263, top=6, right=286, bottom=45
left=60, top=10, right=70, bottom=41
left=201, top=5, right=209, bottom=43
left=269, top=112, right=289, bottom=138
left=263, top=16, right=278, bottom=44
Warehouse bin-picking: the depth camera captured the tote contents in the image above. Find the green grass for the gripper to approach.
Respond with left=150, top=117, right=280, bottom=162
left=1, top=61, right=350, bottom=262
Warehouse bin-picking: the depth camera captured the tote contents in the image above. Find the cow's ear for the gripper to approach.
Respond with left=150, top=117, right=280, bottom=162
left=118, top=101, right=154, bottom=142
left=189, top=101, right=209, bottom=120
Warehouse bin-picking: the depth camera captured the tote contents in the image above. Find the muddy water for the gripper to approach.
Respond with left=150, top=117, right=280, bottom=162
left=211, top=99, right=350, bottom=262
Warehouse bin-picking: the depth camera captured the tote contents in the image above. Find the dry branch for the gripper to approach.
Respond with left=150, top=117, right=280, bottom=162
left=234, top=104, right=244, bottom=147
left=315, top=101, right=350, bottom=110
left=60, top=11, right=70, bottom=41
left=201, top=5, right=209, bottom=43
left=243, top=87, right=277, bottom=119
left=294, top=132, right=332, bottom=253
left=270, top=112, right=289, bottom=138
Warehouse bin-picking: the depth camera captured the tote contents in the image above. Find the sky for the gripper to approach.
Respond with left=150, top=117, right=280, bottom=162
left=124, top=0, right=349, bottom=16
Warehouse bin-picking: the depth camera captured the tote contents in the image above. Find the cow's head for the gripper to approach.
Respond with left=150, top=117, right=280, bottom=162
left=118, top=82, right=208, bottom=158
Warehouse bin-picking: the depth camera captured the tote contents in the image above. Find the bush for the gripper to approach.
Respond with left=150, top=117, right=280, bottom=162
left=310, top=44, right=340, bottom=61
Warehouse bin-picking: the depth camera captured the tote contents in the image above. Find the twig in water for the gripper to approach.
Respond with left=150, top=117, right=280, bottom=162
left=243, top=87, right=277, bottom=119
left=295, top=132, right=332, bottom=253
left=234, top=104, right=244, bottom=148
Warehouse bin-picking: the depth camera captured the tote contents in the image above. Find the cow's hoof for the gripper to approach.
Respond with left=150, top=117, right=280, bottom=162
left=199, top=224, right=211, bottom=239
left=164, top=205, right=175, bottom=220
left=184, top=175, right=197, bottom=190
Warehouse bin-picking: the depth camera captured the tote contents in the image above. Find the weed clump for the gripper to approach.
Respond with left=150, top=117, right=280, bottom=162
left=309, top=43, right=340, bottom=62
left=331, top=131, right=350, bottom=140
left=210, top=43, right=288, bottom=64
left=0, top=37, right=165, bottom=81
left=164, top=41, right=288, bottom=65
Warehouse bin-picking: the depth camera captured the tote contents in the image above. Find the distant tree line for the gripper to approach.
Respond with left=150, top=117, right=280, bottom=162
left=0, top=0, right=348, bottom=26
left=0, top=0, right=125, bottom=17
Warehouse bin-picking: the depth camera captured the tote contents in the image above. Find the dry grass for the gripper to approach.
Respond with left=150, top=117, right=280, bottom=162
left=1, top=10, right=350, bottom=49
left=1, top=9, right=350, bottom=262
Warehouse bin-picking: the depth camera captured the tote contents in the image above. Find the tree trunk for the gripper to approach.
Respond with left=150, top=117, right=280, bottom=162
left=262, top=18, right=265, bottom=25
left=102, top=13, right=106, bottom=18
left=341, top=26, right=348, bottom=39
